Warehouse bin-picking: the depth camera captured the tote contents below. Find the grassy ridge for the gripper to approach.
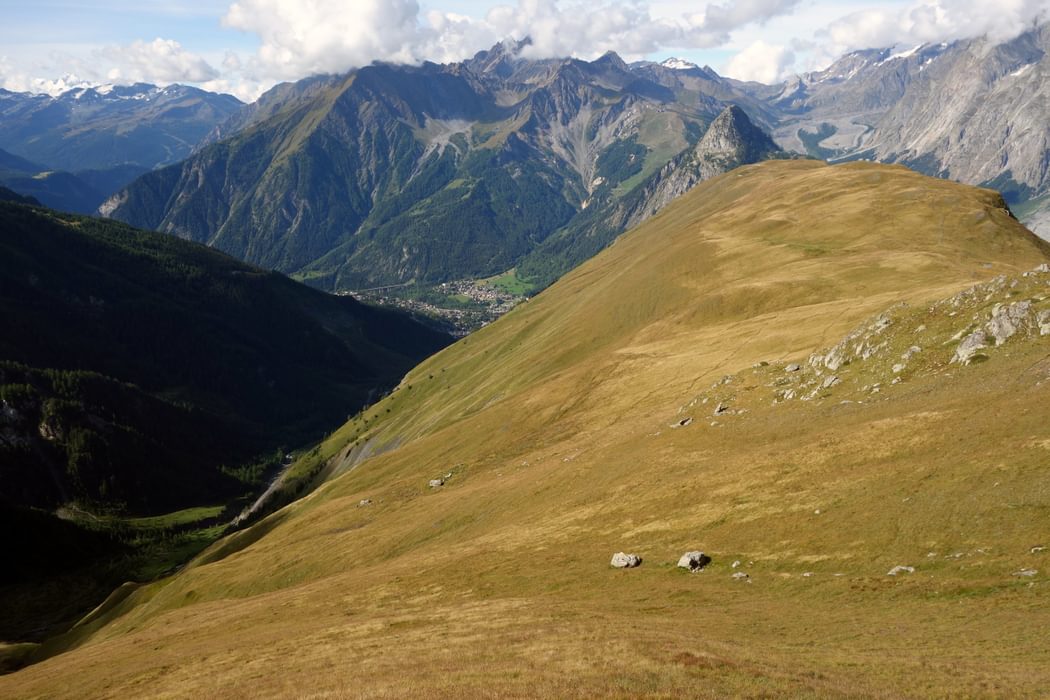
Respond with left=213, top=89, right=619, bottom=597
left=7, top=161, right=1050, bottom=695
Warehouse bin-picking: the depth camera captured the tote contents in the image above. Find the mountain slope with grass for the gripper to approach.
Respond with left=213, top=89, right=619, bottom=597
left=0, top=201, right=449, bottom=645
left=6, top=160, right=1050, bottom=695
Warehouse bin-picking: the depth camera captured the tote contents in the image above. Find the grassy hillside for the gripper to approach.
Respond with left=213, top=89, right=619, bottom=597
left=6, top=161, right=1050, bottom=695
left=0, top=201, right=449, bottom=644
left=0, top=202, right=450, bottom=513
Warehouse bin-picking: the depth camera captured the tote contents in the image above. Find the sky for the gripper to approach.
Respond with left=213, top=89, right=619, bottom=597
left=1, top=0, right=1048, bottom=102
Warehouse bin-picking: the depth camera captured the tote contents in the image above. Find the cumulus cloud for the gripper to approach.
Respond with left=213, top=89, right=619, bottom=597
left=819, top=0, right=1050, bottom=56
left=221, top=0, right=801, bottom=82
left=101, top=38, right=219, bottom=84
left=723, top=39, right=795, bottom=83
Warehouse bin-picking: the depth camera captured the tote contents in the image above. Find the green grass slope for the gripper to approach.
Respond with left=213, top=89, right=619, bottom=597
left=6, top=161, right=1050, bottom=696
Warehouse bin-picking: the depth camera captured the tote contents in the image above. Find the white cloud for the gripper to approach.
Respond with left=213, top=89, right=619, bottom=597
left=101, top=38, right=219, bottom=84
left=221, top=0, right=802, bottom=83
left=819, top=0, right=1050, bottom=56
left=723, top=39, right=795, bottom=83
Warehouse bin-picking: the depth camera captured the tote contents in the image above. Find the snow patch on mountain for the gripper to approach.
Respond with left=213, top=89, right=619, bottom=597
left=660, top=58, right=698, bottom=71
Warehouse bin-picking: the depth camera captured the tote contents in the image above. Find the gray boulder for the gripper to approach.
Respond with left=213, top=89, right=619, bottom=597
left=985, top=300, right=1032, bottom=345
left=428, top=478, right=445, bottom=488
left=610, top=552, right=642, bottom=568
left=677, top=551, right=712, bottom=571
left=1038, top=309, right=1050, bottom=336
left=953, top=331, right=988, bottom=364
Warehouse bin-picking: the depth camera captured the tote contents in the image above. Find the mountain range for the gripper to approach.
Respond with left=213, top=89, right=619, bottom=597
left=89, top=27, right=1050, bottom=301
left=757, top=24, right=1050, bottom=236
left=101, top=43, right=781, bottom=292
left=0, top=84, right=242, bottom=214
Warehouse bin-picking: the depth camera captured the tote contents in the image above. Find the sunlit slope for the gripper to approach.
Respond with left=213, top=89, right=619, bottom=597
left=6, top=160, right=1050, bottom=698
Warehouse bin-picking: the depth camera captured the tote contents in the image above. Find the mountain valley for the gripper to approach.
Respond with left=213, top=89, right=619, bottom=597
left=4, top=161, right=1049, bottom=695
left=4, top=9, right=1050, bottom=696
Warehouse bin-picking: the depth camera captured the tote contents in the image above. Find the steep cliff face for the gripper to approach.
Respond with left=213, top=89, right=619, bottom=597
left=753, top=25, right=1050, bottom=237
left=864, top=27, right=1050, bottom=201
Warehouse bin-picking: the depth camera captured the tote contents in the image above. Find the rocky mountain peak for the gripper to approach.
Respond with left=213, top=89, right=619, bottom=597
left=694, top=105, right=779, bottom=162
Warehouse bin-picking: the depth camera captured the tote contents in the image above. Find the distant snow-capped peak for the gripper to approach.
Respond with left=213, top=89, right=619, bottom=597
left=660, top=57, right=698, bottom=71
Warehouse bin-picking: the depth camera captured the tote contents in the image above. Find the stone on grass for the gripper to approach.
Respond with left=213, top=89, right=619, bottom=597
left=428, top=478, right=445, bottom=488
left=785, top=363, right=801, bottom=372
left=887, top=565, right=915, bottom=576
left=952, top=331, right=988, bottom=364
left=610, top=552, right=642, bottom=568
left=1038, top=310, right=1050, bottom=337
left=357, top=499, right=373, bottom=507
left=677, top=551, right=711, bottom=572
left=731, top=571, right=749, bottom=580
left=985, top=301, right=1032, bottom=345
left=1013, top=568, right=1038, bottom=577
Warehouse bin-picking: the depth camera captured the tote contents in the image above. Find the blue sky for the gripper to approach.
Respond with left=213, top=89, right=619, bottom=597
left=1, top=0, right=1045, bottom=101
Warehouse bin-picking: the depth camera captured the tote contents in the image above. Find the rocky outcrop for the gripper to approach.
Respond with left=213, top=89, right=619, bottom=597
left=617, top=106, right=784, bottom=231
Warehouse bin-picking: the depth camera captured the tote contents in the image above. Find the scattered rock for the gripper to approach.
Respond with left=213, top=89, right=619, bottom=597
left=677, top=551, right=712, bottom=572
left=428, top=478, right=445, bottom=488
left=801, top=572, right=813, bottom=577
left=914, top=324, right=927, bottom=333
left=892, top=363, right=905, bottom=374
left=1031, top=546, right=1046, bottom=554
left=731, top=560, right=741, bottom=568
left=821, top=375, right=840, bottom=390
left=887, top=565, right=915, bottom=576
left=731, top=571, right=750, bottom=580
left=985, top=300, right=1031, bottom=345
left=902, top=345, right=922, bottom=359
left=1033, top=263, right=1050, bottom=274
left=823, top=346, right=848, bottom=371
left=953, top=331, right=988, bottom=364
left=713, top=402, right=730, bottom=416
left=785, top=363, right=801, bottom=372
left=1038, top=310, right=1050, bottom=336
left=1013, top=568, right=1038, bottom=577
left=610, top=552, right=642, bottom=569
left=357, top=499, right=373, bottom=507
left=671, top=417, right=693, bottom=428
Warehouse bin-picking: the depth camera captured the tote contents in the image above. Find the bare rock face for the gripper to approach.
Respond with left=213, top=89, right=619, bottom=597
left=612, top=105, right=784, bottom=232
left=610, top=552, right=642, bottom=568
left=677, top=551, right=712, bottom=571
left=760, top=25, right=1050, bottom=237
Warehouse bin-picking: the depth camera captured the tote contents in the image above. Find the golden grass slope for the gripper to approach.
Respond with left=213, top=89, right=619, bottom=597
left=5, top=160, right=1050, bottom=698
